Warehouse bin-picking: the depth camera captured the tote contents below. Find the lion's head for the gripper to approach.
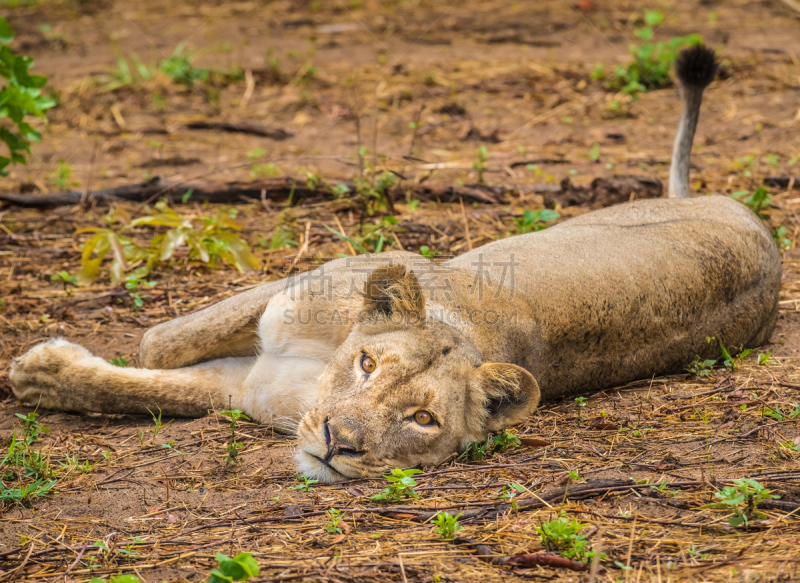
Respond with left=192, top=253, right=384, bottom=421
left=296, top=264, right=540, bottom=482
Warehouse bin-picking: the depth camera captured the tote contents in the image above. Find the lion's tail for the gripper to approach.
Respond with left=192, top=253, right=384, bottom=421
left=667, top=45, right=718, bottom=198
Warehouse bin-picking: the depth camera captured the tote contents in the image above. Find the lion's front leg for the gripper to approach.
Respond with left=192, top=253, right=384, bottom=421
left=10, top=338, right=255, bottom=418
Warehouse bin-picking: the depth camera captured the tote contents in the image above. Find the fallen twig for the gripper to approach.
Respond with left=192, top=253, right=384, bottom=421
left=507, top=552, right=592, bottom=572
left=185, top=121, right=294, bottom=140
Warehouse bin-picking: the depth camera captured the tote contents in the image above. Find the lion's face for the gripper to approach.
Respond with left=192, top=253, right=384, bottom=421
left=295, top=265, right=540, bottom=482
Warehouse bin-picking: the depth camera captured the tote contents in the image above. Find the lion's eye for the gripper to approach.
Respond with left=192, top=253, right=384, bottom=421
left=360, top=354, right=376, bottom=374
left=414, top=410, right=434, bottom=426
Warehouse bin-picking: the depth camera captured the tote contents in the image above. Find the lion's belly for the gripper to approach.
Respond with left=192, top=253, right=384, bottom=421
left=451, top=196, right=781, bottom=400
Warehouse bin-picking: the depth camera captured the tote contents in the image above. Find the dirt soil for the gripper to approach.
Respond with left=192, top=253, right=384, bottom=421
left=2, top=0, right=800, bottom=581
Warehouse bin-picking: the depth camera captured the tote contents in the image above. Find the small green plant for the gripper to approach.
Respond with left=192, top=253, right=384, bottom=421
left=687, top=355, right=716, bottom=377
left=706, top=336, right=751, bottom=371
left=491, top=431, right=521, bottom=453
left=324, top=508, right=344, bottom=534
left=772, top=226, right=792, bottom=250
left=574, top=396, right=588, bottom=423
left=650, top=480, right=679, bottom=496
left=147, top=407, right=165, bottom=441
left=268, top=210, right=298, bottom=250
left=0, top=18, right=56, bottom=176
left=2, top=420, right=56, bottom=485
left=459, top=437, right=490, bottom=462
left=16, top=412, right=50, bottom=445
left=50, top=270, right=77, bottom=291
left=220, top=409, right=249, bottom=464
left=459, top=431, right=520, bottom=462
left=208, top=552, right=260, bottom=583
left=567, top=469, right=583, bottom=483
left=250, top=162, right=281, bottom=178
left=110, top=357, right=129, bottom=367
left=515, top=209, right=560, bottom=234
left=0, top=478, right=57, bottom=506
left=332, top=183, right=350, bottom=198
left=594, top=12, right=702, bottom=102
left=688, top=544, right=711, bottom=561
left=700, top=478, right=779, bottom=527
left=420, top=245, right=441, bottom=258
left=760, top=402, right=800, bottom=422
left=432, top=512, right=463, bottom=539
left=57, top=454, right=80, bottom=472
left=292, top=475, right=318, bottom=492
left=161, top=43, right=209, bottom=88
left=370, top=468, right=422, bottom=502
left=355, top=169, right=397, bottom=214
left=730, top=187, right=771, bottom=220
left=472, top=145, right=489, bottom=184
left=48, top=159, right=79, bottom=190
left=77, top=202, right=260, bottom=286
left=536, top=512, right=607, bottom=563
left=326, top=216, right=400, bottom=255
left=499, top=482, right=527, bottom=499
left=93, top=53, right=157, bottom=91
left=124, top=275, right=156, bottom=311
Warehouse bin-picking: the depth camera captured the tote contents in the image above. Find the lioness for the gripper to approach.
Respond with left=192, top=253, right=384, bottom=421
left=10, top=46, right=781, bottom=482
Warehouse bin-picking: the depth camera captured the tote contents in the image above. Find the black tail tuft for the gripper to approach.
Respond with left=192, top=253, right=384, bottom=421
left=675, top=44, right=718, bottom=89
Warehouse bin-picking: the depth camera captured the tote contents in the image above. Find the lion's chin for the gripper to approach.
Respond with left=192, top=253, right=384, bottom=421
left=295, top=450, right=351, bottom=483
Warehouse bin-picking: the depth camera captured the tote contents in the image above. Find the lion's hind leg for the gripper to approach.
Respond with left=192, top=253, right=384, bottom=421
left=10, top=338, right=255, bottom=418
left=139, top=278, right=290, bottom=370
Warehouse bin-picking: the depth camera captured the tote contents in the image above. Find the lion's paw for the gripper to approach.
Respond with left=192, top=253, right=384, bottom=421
left=9, top=339, right=94, bottom=405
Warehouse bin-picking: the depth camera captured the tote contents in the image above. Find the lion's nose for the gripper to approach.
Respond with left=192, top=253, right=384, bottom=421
left=323, top=418, right=366, bottom=461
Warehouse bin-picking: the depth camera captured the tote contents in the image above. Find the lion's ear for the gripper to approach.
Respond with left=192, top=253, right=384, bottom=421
left=470, top=363, right=540, bottom=432
left=360, top=264, right=426, bottom=325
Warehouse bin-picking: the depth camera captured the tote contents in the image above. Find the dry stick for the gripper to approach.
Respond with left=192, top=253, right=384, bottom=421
left=399, top=104, right=425, bottom=182
left=588, top=527, right=603, bottom=583
left=333, top=214, right=357, bottom=256
left=507, top=553, right=593, bottom=572
left=625, top=518, right=637, bottom=571
left=459, top=197, right=472, bottom=251
left=286, top=221, right=312, bottom=273
left=397, top=554, right=408, bottom=583
left=54, top=541, right=89, bottom=583
left=81, top=141, right=98, bottom=209
left=240, top=68, right=255, bottom=110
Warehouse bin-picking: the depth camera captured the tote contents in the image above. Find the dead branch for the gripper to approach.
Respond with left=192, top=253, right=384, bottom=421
left=185, top=121, right=294, bottom=140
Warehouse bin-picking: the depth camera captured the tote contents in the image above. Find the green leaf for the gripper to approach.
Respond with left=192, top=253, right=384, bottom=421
left=214, top=552, right=260, bottom=581
left=0, top=19, right=14, bottom=44
left=208, top=570, right=234, bottom=583
left=159, top=228, right=186, bottom=261
left=644, top=11, right=664, bottom=26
